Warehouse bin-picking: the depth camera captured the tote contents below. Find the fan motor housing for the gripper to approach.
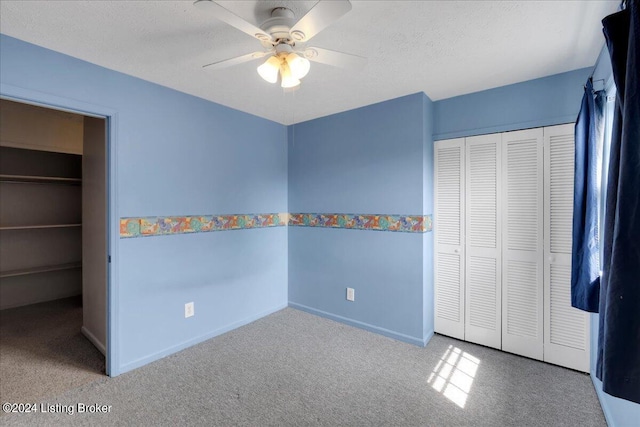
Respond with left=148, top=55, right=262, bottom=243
left=261, top=7, right=296, bottom=43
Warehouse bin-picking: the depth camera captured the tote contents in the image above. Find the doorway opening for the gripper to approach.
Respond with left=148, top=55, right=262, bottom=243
left=0, top=98, right=109, bottom=403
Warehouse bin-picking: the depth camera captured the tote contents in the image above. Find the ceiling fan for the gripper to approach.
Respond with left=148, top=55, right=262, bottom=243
left=193, top=0, right=366, bottom=88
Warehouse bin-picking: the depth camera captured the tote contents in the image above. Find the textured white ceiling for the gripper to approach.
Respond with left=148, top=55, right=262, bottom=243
left=0, top=1, right=619, bottom=125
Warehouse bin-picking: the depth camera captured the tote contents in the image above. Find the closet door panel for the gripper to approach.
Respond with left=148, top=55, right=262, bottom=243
left=544, top=123, right=590, bottom=372
left=502, top=128, right=544, bottom=360
left=464, top=134, right=501, bottom=349
left=434, top=139, right=465, bottom=340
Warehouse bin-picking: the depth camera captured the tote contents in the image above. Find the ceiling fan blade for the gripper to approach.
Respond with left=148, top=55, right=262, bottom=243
left=290, top=0, right=352, bottom=43
left=303, top=47, right=366, bottom=70
left=203, top=52, right=268, bottom=71
left=194, top=0, right=273, bottom=43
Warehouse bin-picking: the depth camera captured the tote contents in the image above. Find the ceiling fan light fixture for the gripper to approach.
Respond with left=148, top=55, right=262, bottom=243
left=285, top=53, right=311, bottom=80
left=280, top=61, right=301, bottom=88
left=196, top=0, right=361, bottom=90
left=257, top=56, right=281, bottom=84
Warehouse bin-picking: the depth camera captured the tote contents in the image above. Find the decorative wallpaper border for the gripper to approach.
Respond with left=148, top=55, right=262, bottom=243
left=289, top=213, right=432, bottom=233
left=120, top=213, right=433, bottom=238
left=120, top=213, right=288, bottom=238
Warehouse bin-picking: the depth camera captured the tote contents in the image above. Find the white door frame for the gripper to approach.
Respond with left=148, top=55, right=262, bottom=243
left=1, top=82, right=120, bottom=376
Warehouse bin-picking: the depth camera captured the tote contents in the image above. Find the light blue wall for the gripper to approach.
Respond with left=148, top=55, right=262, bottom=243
left=4, top=34, right=637, bottom=426
left=433, top=67, right=592, bottom=140
left=288, top=93, right=434, bottom=345
left=0, top=34, right=288, bottom=375
left=119, top=228, right=287, bottom=371
left=288, top=94, right=425, bottom=214
left=423, top=95, right=435, bottom=339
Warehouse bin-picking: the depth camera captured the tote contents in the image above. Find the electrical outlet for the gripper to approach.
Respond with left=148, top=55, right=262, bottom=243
left=185, top=302, right=194, bottom=318
left=346, top=287, right=355, bottom=302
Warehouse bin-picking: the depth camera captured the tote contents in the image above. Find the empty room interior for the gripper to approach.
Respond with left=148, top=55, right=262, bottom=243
left=0, top=1, right=638, bottom=426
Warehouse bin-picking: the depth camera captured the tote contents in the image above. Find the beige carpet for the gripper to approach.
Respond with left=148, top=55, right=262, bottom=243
left=0, top=296, right=105, bottom=404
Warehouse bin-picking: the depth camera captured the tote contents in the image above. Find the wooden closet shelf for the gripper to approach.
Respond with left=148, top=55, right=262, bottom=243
left=0, top=262, right=82, bottom=278
left=0, top=174, right=81, bottom=184
left=0, top=224, right=82, bottom=230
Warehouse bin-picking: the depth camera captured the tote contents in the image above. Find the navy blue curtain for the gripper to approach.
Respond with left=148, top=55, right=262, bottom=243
left=571, top=79, right=604, bottom=313
left=596, top=0, right=640, bottom=404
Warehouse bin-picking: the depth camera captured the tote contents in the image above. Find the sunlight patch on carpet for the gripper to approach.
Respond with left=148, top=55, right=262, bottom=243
left=427, top=345, right=480, bottom=408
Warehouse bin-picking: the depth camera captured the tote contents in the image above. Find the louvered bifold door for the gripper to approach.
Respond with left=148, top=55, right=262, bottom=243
left=464, top=134, right=501, bottom=349
left=501, top=128, right=544, bottom=360
left=434, top=138, right=465, bottom=340
left=543, top=124, right=590, bottom=372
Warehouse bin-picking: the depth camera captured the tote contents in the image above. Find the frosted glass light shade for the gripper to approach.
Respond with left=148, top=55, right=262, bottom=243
left=257, top=56, right=281, bottom=84
left=286, top=53, right=310, bottom=80
left=280, top=62, right=300, bottom=88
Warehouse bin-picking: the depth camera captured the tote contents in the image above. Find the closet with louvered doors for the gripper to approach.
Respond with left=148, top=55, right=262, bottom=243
left=434, top=133, right=502, bottom=350
left=433, top=124, right=590, bottom=372
left=434, top=138, right=465, bottom=341
left=501, top=128, right=544, bottom=361
left=464, top=133, right=501, bottom=350
left=543, top=123, right=590, bottom=373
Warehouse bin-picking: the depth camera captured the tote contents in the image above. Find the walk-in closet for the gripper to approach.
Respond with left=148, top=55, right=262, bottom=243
left=0, top=99, right=108, bottom=403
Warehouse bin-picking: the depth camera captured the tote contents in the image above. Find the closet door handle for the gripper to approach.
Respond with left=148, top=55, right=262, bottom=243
left=454, top=249, right=460, bottom=254
left=548, top=256, right=555, bottom=263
